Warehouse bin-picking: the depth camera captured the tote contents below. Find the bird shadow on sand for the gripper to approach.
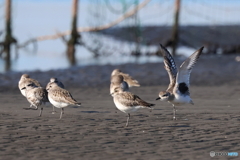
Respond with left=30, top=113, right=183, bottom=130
left=22, top=107, right=37, bottom=110
left=80, top=111, right=111, bottom=113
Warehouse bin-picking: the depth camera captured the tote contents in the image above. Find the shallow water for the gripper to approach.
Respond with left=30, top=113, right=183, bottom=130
left=0, top=33, right=163, bottom=73
left=0, top=31, right=199, bottom=73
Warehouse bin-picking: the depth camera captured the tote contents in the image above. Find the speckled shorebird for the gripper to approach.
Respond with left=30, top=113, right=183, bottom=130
left=110, top=74, right=129, bottom=96
left=46, top=78, right=65, bottom=114
left=18, top=74, right=42, bottom=108
left=111, top=69, right=140, bottom=87
left=19, top=74, right=41, bottom=96
left=21, top=82, right=48, bottom=117
left=156, top=44, right=204, bottom=120
left=47, top=83, right=81, bottom=119
left=46, top=78, right=64, bottom=90
left=112, top=87, right=154, bottom=127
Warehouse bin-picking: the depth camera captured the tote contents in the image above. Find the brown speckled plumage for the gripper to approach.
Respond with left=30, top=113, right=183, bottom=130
left=111, top=69, right=140, bottom=87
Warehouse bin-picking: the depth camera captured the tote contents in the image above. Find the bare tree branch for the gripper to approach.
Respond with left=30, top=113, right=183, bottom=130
left=104, top=0, right=128, bottom=14
left=18, top=0, right=151, bottom=48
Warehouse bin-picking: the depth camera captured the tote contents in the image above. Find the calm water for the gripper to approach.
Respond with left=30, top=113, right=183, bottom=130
left=0, top=33, right=164, bottom=73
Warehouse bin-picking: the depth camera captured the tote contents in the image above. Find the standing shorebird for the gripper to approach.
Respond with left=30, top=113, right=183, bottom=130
left=46, top=78, right=65, bottom=90
left=111, top=69, right=140, bottom=87
left=47, top=83, right=81, bottom=119
left=156, top=44, right=204, bottom=120
left=46, top=78, right=65, bottom=114
left=110, top=74, right=129, bottom=96
left=18, top=74, right=42, bottom=108
left=19, top=74, right=42, bottom=97
left=112, top=87, right=154, bottom=127
left=21, top=83, right=48, bottom=117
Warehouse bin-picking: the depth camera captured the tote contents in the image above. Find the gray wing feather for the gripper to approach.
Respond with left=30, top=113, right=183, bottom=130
left=34, top=87, right=49, bottom=103
left=117, top=92, right=154, bottom=108
left=121, top=73, right=140, bottom=87
left=175, top=47, right=204, bottom=87
left=50, top=89, right=79, bottom=105
left=159, top=44, right=178, bottom=92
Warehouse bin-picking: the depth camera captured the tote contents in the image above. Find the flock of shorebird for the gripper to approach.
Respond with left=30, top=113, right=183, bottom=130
left=18, top=44, right=204, bottom=127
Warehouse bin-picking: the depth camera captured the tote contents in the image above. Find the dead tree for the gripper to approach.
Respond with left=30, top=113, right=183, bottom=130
left=1, top=0, right=17, bottom=71
left=66, top=0, right=81, bottom=65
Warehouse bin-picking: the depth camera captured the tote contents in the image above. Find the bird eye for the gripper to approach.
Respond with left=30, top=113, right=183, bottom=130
left=27, top=84, right=31, bottom=86
left=162, top=94, right=168, bottom=97
left=114, top=88, right=119, bottom=92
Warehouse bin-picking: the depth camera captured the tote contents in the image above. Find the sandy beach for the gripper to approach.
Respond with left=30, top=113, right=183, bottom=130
left=0, top=55, right=240, bottom=159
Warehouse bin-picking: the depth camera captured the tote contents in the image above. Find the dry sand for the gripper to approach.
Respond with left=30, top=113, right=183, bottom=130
left=0, top=55, right=240, bottom=159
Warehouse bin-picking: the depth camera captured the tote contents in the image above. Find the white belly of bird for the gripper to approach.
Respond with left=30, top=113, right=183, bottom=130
left=114, top=100, right=142, bottom=113
left=49, top=97, right=69, bottom=108
left=173, top=94, right=192, bottom=105
left=20, top=89, right=26, bottom=97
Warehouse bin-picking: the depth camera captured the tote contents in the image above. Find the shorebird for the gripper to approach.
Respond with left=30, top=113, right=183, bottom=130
left=46, top=78, right=65, bottom=114
left=47, top=83, right=81, bottom=119
left=156, top=44, right=204, bottom=120
left=110, top=74, right=129, bottom=96
left=18, top=74, right=42, bottom=108
left=46, top=78, right=64, bottom=90
left=21, top=82, right=48, bottom=117
left=111, top=69, right=140, bottom=87
left=112, top=87, right=154, bottom=127
left=19, top=74, right=41, bottom=97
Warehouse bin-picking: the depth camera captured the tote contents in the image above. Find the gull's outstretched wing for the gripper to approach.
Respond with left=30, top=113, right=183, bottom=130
left=159, top=44, right=178, bottom=92
left=174, top=47, right=204, bottom=95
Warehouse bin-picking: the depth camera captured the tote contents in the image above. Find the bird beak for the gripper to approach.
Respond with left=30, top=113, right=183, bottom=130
left=156, top=97, right=160, bottom=100
left=21, top=87, right=26, bottom=90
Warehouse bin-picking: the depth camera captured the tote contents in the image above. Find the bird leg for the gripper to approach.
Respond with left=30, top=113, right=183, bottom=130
left=39, top=107, right=43, bottom=117
left=52, top=105, right=57, bottom=114
left=172, top=104, right=176, bottom=120
left=59, top=108, right=64, bottom=120
left=125, top=113, right=130, bottom=127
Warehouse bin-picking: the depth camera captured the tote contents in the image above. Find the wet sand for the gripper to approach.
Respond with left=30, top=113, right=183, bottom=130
left=1, top=84, right=240, bottom=160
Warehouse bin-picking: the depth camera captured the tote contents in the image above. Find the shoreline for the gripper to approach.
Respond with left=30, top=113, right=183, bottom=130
left=0, top=54, right=240, bottom=92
